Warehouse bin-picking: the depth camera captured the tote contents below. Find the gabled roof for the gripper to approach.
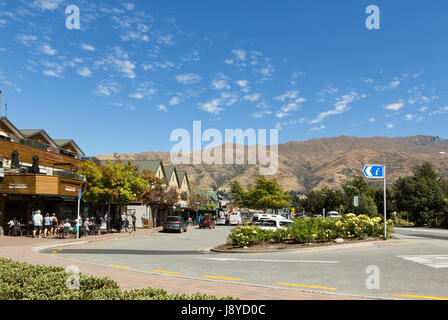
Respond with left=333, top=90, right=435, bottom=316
left=19, top=129, right=58, bottom=148
left=0, top=117, right=25, bottom=140
left=164, top=165, right=180, bottom=188
left=53, top=139, right=85, bottom=157
left=176, top=170, right=190, bottom=192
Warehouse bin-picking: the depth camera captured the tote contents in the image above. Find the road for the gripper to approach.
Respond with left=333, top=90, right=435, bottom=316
left=41, top=226, right=448, bottom=300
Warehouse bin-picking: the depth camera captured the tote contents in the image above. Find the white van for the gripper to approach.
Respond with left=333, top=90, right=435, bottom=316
left=252, top=214, right=288, bottom=224
left=258, top=219, right=294, bottom=231
left=229, top=212, right=242, bottom=225
left=326, top=211, right=340, bottom=219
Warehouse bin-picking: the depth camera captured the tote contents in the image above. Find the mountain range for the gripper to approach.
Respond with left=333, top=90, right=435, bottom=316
left=96, top=135, right=448, bottom=193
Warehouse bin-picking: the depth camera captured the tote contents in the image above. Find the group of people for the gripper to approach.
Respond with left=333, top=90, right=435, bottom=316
left=6, top=210, right=138, bottom=238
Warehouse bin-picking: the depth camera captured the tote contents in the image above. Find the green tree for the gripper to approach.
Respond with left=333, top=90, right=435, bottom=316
left=79, top=160, right=147, bottom=211
left=395, top=162, right=445, bottom=226
left=343, top=176, right=374, bottom=214
left=229, top=180, right=247, bottom=208
left=357, top=194, right=378, bottom=217
left=245, top=176, right=291, bottom=212
left=373, top=188, right=397, bottom=218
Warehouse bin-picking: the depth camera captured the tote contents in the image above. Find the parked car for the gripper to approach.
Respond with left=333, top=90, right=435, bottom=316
left=163, top=216, right=188, bottom=233
left=229, top=212, right=243, bottom=225
left=326, top=211, right=340, bottom=219
left=199, top=217, right=215, bottom=229
left=216, top=216, right=227, bottom=226
left=258, top=218, right=294, bottom=231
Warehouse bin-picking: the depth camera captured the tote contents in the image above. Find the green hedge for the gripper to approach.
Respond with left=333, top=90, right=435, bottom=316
left=0, top=258, right=235, bottom=300
left=228, top=214, right=394, bottom=247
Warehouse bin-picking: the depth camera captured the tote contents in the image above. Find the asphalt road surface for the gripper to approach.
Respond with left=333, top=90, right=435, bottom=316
left=42, top=226, right=448, bottom=300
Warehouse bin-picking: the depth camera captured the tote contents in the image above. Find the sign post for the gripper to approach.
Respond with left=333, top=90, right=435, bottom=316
left=77, top=189, right=81, bottom=240
left=363, top=164, right=387, bottom=239
left=354, top=196, right=359, bottom=207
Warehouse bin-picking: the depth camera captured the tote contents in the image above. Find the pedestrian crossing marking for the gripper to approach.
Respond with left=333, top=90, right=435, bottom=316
left=399, top=255, right=448, bottom=268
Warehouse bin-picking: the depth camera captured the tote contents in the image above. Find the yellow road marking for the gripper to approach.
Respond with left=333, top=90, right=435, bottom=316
left=274, top=282, right=337, bottom=291
left=108, top=264, right=130, bottom=269
left=152, top=270, right=182, bottom=275
left=392, top=294, right=448, bottom=300
left=293, top=249, right=320, bottom=253
left=201, top=275, right=242, bottom=281
left=342, top=246, right=370, bottom=250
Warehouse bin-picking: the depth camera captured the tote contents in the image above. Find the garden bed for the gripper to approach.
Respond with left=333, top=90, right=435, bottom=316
left=214, top=237, right=383, bottom=251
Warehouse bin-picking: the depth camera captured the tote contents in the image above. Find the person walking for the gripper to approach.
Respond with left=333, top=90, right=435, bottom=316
left=131, top=211, right=137, bottom=232
left=32, top=210, right=43, bottom=238
left=43, top=213, right=51, bottom=238
left=50, top=213, right=58, bottom=237
left=120, top=212, right=127, bottom=232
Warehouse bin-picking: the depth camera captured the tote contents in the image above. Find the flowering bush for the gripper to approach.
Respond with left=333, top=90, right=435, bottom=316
left=227, top=215, right=394, bottom=247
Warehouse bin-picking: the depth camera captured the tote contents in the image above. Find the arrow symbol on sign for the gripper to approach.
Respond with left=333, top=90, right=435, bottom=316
left=365, top=166, right=372, bottom=177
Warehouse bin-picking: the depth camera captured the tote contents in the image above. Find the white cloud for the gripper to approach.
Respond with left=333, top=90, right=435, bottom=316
left=429, top=106, right=448, bottom=116
left=385, top=123, right=394, bottom=129
left=275, top=111, right=291, bottom=119
left=384, top=101, right=404, bottom=111
left=311, top=125, right=326, bottom=132
left=81, top=43, right=96, bottom=52
left=252, top=110, right=272, bottom=119
left=123, top=2, right=135, bottom=10
left=199, top=98, right=223, bottom=114
left=176, top=73, right=202, bottom=84
left=244, top=93, right=261, bottom=102
left=368, top=118, right=376, bottom=123
left=17, top=34, right=38, bottom=46
left=31, top=0, right=62, bottom=11
left=232, top=49, right=247, bottom=61
left=211, top=76, right=230, bottom=90
left=361, top=77, right=374, bottom=83
left=94, top=83, right=119, bottom=97
left=418, top=106, right=428, bottom=112
left=95, top=47, right=136, bottom=79
left=42, top=61, right=64, bottom=78
left=129, top=82, right=157, bottom=100
left=169, top=96, right=180, bottom=105
left=157, top=104, right=168, bottom=112
left=309, top=92, right=357, bottom=124
left=405, top=114, right=413, bottom=121
left=41, top=44, right=57, bottom=55
left=77, top=67, right=92, bottom=77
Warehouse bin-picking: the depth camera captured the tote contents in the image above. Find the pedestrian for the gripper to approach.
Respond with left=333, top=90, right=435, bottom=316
left=43, top=213, right=51, bottom=238
left=131, top=211, right=137, bottom=232
left=121, top=212, right=127, bottom=232
left=32, top=210, right=43, bottom=238
left=50, top=213, right=58, bottom=237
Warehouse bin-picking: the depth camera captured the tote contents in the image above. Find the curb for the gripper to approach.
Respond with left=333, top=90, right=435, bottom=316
left=31, top=241, right=88, bottom=253
left=210, top=238, right=397, bottom=254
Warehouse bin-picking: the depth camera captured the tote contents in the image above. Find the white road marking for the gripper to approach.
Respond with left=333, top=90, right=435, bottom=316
left=199, top=257, right=339, bottom=264
left=399, top=255, right=448, bottom=268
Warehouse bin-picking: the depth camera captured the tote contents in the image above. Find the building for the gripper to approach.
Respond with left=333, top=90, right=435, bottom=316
left=0, top=117, right=85, bottom=229
left=99, top=159, right=191, bottom=228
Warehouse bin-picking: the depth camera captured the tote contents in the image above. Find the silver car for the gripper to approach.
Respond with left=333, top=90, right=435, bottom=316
left=163, top=216, right=188, bottom=233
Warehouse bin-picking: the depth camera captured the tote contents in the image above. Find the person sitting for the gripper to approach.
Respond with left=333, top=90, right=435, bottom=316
left=62, top=220, right=71, bottom=239
left=98, top=217, right=107, bottom=234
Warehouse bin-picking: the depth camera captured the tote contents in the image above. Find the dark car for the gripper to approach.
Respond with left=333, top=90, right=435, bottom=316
left=163, top=216, right=188, bottom=233
left=199, top=217, right=215, bottom=229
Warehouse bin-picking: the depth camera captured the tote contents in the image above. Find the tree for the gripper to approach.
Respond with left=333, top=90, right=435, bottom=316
left=139, top=170, right=179, bottom=227
left=343, top=176, right=374, bottom=214
left=79, top=160, right=147, bottom=216
left=395, top=162, right=445, bottom=226
left=188, top=193, right=209, bottom=210
left=373, top=188, right=397, bottom=218
left=245, top=176, right=291, bottom=212
left=357, top=194, right=378, bottom=217
left=229, top=180, right=247, bottom=208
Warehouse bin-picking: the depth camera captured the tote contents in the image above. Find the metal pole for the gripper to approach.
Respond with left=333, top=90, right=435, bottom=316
left=383, top=165, right=387, bottom=240
left=77, top=191, right=80, bottom=240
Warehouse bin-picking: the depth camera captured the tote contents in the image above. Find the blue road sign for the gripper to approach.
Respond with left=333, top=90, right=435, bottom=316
left=78, top=189, right=82, bottom=199
left=363, top=165, right=384, bottom=179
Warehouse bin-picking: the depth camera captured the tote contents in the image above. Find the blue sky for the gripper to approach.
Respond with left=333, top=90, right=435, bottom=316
left=0, top=0, right=447, bottom=156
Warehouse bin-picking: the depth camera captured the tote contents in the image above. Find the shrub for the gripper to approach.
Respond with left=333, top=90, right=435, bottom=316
left=0, top=258, right=236, bottom=300
left=227, top=215, right=394, bottom=247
